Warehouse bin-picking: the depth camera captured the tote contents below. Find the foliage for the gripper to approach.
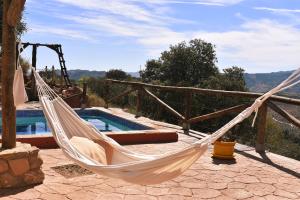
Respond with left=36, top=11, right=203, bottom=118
left=106, top=69, right=129, bottom=80
left=139, top=39, right=250, bottom=140
left=140, top=39, right=218, bottom=86
left=77, top=38, right=300, bottom=160
left=265, top=117, right=300, bottom=160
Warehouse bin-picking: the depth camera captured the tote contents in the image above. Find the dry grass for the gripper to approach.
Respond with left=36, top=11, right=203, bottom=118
left=88, top=93, right=106, bottom=107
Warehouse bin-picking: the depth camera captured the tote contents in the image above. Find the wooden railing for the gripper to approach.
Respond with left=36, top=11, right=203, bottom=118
left=104, top=79, right=300, bottom=152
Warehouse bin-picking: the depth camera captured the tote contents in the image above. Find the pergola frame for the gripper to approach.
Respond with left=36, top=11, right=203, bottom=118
left=18, top=42, right=72, bottom=87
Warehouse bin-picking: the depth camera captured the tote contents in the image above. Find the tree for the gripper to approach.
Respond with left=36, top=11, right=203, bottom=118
left=140, top=39, right=218, bottom=86
left=106, top=69, right=129, bottom=80
left=0, top=0, right=27, bottom=44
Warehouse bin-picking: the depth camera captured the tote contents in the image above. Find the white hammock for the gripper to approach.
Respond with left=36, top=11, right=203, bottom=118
left=28, top=67, right=299, bottom=185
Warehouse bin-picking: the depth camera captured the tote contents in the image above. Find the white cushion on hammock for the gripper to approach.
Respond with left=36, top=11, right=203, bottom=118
left=70, top=136, right=108, bottom=165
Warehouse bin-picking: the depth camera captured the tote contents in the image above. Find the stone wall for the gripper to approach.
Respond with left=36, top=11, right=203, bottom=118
left=0, top=142, right=44, bottom=188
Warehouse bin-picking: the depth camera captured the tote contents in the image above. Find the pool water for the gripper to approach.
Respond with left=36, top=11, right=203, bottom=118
left=0, top=109, right=151, bottom=135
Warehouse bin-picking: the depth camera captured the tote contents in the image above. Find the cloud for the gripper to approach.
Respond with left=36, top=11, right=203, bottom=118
left=24, top=0, right=300, bottom=73
left=195, top=19, right=300, bottom=72
left=30, top=25, right=93, bottom=41
left=254, top=7, right=300, bottom=14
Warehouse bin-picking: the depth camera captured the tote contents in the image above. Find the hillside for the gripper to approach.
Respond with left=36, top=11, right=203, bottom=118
left=244, top=70, right=300, bottom=97
left=65, top=70, right=139, bottom=80
left=65, top=69, right=300, bottom=96
left=67, top=69, right=106, bottom=80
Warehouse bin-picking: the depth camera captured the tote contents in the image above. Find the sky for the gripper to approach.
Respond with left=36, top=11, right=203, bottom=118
left=21, top=0, right=300, bottom=73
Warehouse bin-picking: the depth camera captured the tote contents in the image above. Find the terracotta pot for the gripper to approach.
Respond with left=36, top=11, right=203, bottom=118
left=212, top=140, right=236, bottom=159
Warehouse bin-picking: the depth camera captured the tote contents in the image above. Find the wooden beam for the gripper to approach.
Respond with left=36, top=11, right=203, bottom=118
left=106, top=88, right=135, bottom=105
left=183, top=92, right=192, bottom=133
left=255, top=102, right=268, bottom=153
left=106, top=79, right=300, bottom=106
left=267, top=101, right=300, bottom=128
left=135, top=88, right=142, bottom=117
left=7, top=0, right=26, bottom=27
left=143, top=88, right=185, bottom=120
left=1, top=0, right=17, bottom=149
left=188, top=104, right=250, bottom=124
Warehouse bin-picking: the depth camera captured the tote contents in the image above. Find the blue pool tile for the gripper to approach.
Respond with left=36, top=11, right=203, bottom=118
left=0, top=109, right=151, bottom=135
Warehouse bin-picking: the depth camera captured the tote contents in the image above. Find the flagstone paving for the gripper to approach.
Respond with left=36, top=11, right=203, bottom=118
left=1, top=134, right=299, bottom=200
left=0, top=108, right=300, bottom=199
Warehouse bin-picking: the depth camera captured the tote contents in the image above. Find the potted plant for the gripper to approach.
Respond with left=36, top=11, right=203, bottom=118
left=212, top=130, right=236, bottom=159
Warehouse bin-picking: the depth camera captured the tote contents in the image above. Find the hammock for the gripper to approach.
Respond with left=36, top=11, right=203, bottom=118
left=22, top=67, right=299, bottom=185
left=13, top=43, right=28, bottom=107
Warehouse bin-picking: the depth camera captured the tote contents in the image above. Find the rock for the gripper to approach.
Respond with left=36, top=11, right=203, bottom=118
left=29, top=155, right=43, bottom=170
left=0, top=150, right=28, bottom=160
left=23, top=169, right=44, bottom=185
left=29, top=146, right=39, bottom=158
left=8, top=158, right=30, bottom=176
left=0, top=143, right=45, bottom=189
left=0, top=159, right=8, bottom=173
left=0, top=172, right=21, bottom=188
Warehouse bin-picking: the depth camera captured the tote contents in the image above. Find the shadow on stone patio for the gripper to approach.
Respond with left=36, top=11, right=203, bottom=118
left=236, top=150, right=300, bottom=179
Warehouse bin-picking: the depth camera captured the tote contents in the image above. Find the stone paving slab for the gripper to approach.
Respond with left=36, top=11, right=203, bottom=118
left=0, top=133, right=299, bottom=200
left=0, top=107, right=300, bottom=199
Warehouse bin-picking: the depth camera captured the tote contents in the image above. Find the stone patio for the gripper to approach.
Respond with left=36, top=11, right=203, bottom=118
left=0, top=107, right=299, bottom=199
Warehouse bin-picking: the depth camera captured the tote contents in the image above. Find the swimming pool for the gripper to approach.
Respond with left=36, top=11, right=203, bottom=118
left=0, top=109, right=151, bottom=135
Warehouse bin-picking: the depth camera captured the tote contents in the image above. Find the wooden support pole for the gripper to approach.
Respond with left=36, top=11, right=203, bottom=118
left=267, top=101, right=300, bottom=128
left=60, top=66, right=63, bottom=92
left=188, top=104, right=250, bottom=124
left=143, top=88, right=185, bottom=120
left=107, top=79, right=300, bottom=106
left=106, top=88, right=135, bottom=105
left=31, top=45, right=37, bottom=99
left=104, top=81, right=110, bottom=108
left=255, top=102, right=268, bottom=153
left=183, top=92, right=192, bottom=134
left=135, top=88, right=142, bottom=118
left=45, top=66, right=48, bottom=79
left=51, top=65, right=55, bottom=84
left=32, top=45, right=37, bottom=69
left=81, top=82, right=87, bottom=108
left=1, top=0, right=16, bottom=149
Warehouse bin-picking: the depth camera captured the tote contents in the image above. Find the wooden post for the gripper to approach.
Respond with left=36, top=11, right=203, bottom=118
left=32, top=45, right=37, bottom=68
left=51, top=65, right=55, bottom=84
left=255, top=102, right=268, bottom=152
left=45, top=66, right=48, bottom=79
left=1, top=0, right=16, bottom=148
left=104, top=81, right=110, bottom=109
left=60, top=66, right=63, bottom=92
left=31, top=45, right=37, bottom=99
left=183, top=92, right=192, bottom=134
left=81, top=82, right=87, bottom=108
left=136, top=88, right=142, bottom=118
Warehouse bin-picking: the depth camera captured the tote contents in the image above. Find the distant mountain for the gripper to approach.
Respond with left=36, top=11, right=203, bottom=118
left=244, top=70, right=300, bottom=97
left=65, top=69, right=299, bottom=96
left=128, top=72, right=140, bottom=78
left=65, top=69, right=140, bottom=80
left=66, top=70, right=106, bottom=80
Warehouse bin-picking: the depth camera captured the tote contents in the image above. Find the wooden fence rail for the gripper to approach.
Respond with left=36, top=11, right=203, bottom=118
left=104, top=79, right=300, bottom=153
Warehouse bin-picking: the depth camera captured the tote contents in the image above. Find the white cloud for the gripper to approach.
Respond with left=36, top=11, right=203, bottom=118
left=254, top=7, right=300, bottom=14
left=24, top=0, right=300, bottom=73
left=195, top=20, right=300, bottom=72
left=30, top=25, right=93, bottom=41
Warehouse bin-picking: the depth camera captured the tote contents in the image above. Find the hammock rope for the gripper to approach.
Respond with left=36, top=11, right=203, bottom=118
left=27, top=66, right=300, bottom=185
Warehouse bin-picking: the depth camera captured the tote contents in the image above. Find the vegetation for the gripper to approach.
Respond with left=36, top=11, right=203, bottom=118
left=79, top=38, right=300, bottom=161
